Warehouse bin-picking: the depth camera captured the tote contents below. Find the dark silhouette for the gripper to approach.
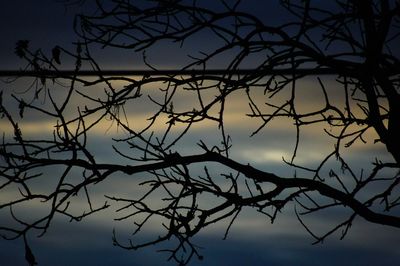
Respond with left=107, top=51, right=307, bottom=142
left=1, top=0, right=399, bottom=265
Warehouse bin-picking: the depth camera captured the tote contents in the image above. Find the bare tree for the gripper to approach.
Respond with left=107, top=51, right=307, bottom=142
left=1, top=0, right=400, bottom=265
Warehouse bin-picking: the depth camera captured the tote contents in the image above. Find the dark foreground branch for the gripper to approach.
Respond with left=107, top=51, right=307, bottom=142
left=3, top=149, right=399, bottom=228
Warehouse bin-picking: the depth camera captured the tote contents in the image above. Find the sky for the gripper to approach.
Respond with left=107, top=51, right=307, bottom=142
left=1, top=1, right=400, bottom=266
left=0, top=0, right=294, bottom=70
left=0, top=0, right=72, bottom=69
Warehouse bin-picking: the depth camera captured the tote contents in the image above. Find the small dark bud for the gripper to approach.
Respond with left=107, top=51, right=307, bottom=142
left=18, top=100, right=26, bottom=118
left=52, top=46, right=61, bottom=64
left=15, top=40, right=29, bottom=58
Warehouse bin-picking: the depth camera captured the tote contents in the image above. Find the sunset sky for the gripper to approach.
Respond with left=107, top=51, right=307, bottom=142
left=1, top=1, right=399, bottom=265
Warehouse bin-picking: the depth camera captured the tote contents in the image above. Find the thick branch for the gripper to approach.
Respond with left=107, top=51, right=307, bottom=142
left=5, top=150, right=400, bottom=228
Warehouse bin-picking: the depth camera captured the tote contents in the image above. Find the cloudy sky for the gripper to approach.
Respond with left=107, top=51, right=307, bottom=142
left=1, top=1, right=399, bottom=266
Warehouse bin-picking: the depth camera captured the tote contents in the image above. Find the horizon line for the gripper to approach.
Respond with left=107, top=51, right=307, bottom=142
left=0, top=68, right=340, bottom=77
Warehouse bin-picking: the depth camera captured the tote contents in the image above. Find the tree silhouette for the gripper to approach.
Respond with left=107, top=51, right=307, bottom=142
left=1, top=0, right=400, bottom=265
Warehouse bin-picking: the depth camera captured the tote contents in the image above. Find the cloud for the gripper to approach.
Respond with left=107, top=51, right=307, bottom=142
left=2, top=206, right=399, bottom=266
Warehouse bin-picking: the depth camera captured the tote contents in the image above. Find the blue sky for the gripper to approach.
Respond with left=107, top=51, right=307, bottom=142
left=1, top=1, right=400, bottom=265
left=0, top=0, right=73, bottom=69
